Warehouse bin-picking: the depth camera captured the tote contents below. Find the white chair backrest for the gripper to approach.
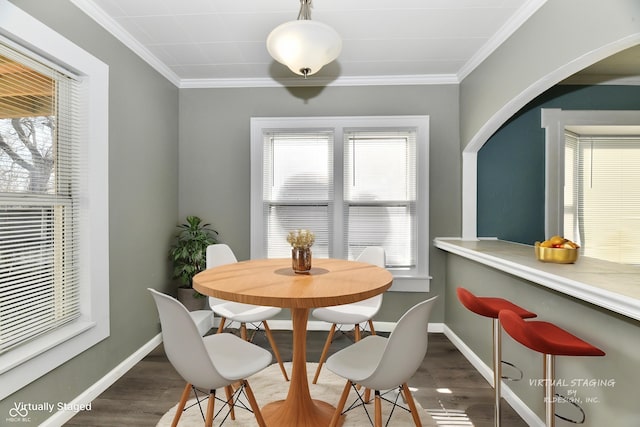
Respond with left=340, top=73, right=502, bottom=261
left=356, top=246, right=385, bottom=267
left=355, top=246, right=386, bottom=308
left=205, top=244, right=238, bottom=307
left=148, top=288, right=228, bottom=389
left=206, top=243, right=238, bottom=268
left=360, top=296, right=438, bottom=390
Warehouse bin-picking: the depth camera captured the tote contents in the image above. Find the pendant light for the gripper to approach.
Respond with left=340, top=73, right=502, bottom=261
left=266, top=0, right=342, bottom=78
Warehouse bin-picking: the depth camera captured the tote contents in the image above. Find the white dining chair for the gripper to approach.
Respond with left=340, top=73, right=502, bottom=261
left=205, top=243, right=289, bottom=381
left=326, top=296, right=438, bottom=427
left=311, top=246, right=386, bottom=384
left=189, top=307, right=214, bottom=336
left=148, top=288, right=271, bottom=427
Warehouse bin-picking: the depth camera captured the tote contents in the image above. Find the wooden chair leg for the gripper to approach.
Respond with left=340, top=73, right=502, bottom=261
left=240, top=322, right=248, bottom=341
left=225, top=385, right=235, bottom=420
left=402, top=383, right=422, bottom=427
left=354, top=324, right=361, bottom=341
left=374, top=390, right=383, bottom=427
left=368, top=319, right=376, bottom=335
left=313, top=323, right=336, bottom=384
left=243, top=379, right=267, bottom=427
left=216, top=317, right=227, bottom=334
left=364, top=387, right=372, bottom=403
left=205, top=389, right=216, bottom=427
left=171, top=382, right=191, bottom=427
left=330, top=380, right=352, bottom=427
left=263, top=321, right=290, bottom=381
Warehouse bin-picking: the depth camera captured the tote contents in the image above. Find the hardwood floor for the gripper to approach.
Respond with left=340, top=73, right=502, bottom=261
left=66, top=328, right=528, bottom=426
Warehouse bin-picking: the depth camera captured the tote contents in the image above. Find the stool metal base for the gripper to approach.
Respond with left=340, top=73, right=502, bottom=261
left=492, top=318, right=502, bottom=427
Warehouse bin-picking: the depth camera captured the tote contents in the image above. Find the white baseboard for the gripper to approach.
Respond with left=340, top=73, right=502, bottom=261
left=41, top=333, right=163, bottom=427
left=442, top=325, right=543, bottom=427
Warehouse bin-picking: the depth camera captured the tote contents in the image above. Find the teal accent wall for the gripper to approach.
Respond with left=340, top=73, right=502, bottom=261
left=477, top=85, right=640, bottom=244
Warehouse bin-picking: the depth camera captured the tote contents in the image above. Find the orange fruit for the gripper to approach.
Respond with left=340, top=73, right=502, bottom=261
left=549, top=235, right=565, bottom=246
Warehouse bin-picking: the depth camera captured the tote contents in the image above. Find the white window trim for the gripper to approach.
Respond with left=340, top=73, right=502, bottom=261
left=250, top=116, right=430, bottom=292
left=541, top=108, right=640, bottom=238
left=0, top=0, right=109, bottom=400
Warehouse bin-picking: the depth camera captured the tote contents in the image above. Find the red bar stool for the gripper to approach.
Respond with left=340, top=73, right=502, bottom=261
left=456, top=287, right=537, bottom=427
left=499, top=309, right=605, bottom=427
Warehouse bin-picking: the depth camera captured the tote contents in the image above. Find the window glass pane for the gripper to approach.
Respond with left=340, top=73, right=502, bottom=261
left=347, top=204, right=415, bottom=267
left=345, top=132, right=415, bottom=201
left=265, top=133, right=332, bottom=202
left=0, top=54, right=55, bottom=194
left=266, top=205, right=329, bottom=258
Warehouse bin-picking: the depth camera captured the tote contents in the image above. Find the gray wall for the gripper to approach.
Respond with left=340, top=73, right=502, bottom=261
left=3, top=1, right=179, bottom=423
left=178, top=85, right=461, bottom=323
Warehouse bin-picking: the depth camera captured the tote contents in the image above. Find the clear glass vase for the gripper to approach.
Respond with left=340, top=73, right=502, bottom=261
left=291, top=247, right=312, bottom=274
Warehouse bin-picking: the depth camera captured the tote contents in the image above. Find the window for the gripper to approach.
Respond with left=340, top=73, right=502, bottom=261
left=0, top=47, right=81, bottom=355
left=564, top=131, right=640, bottom=264
left=0, top=3, right=108, bottom=400
left=251, top=116, right=429, bottom=283
left=542, top=108, right=640, bottom=265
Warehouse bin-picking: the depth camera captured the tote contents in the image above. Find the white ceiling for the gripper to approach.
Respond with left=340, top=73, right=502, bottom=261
left=72, top=0, right=550, bottom=87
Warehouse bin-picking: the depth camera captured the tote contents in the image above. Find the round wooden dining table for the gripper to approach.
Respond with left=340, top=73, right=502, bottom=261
left=193, top=257, right=393, bottom=427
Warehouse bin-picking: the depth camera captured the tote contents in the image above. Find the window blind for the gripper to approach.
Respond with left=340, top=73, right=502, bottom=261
left=564, top=132, right=640, bottom=264
left=344, top=130, right=417, bottom=267
left=262, top=131, right=333, bottom=258
left=0, top=43, right=81, bottom=354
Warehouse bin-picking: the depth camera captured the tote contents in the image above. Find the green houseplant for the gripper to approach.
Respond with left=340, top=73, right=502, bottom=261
left=169, top=216, right=218, bottom=304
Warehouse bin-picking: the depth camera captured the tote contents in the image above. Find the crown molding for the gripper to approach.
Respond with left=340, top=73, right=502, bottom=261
left=70, top=0, right=181, bottom=87
left=179, top=73, right=460, bottom=89
left=457, top=0, right=548, bottom=81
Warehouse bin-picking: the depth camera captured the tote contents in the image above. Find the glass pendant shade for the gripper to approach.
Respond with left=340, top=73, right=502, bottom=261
left=267, top=19, right=341, bottom=77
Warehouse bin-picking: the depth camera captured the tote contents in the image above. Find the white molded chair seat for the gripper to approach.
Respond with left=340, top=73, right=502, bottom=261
left=326, top=296, right=438, bottom=427
left=311, top=246, right=385, bottom=384
left=148, top=288, right=271, bottom=427
left=311, top=296, right=381, bottom=325
left=210, top=302, right=281, bottom=323
left=206, top=243, right=289, bottom=381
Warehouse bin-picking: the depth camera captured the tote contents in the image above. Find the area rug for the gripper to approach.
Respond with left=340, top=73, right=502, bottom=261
left=157, top=362, right=437, bottom=426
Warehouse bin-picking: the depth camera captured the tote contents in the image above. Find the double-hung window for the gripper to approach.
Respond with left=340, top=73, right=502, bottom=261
left=0, top=47, right=81, bottom=354
left=0, top=2, right=109, bottom=400
left=251, top=116, right=429, bottom=285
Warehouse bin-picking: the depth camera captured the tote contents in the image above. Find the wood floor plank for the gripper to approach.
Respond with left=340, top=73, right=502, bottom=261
left=66, top=331, right=527, bottom=427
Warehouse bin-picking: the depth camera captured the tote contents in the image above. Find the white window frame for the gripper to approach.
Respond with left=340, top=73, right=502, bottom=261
left=250, top=116, right=430, bottom=292
left=0, top=1, right=109, bottom=399
left=541, top=108, right=640, bottom=239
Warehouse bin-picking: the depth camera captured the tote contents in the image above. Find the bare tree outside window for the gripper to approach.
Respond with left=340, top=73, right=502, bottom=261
left=0, top=116, right=55, bottom=194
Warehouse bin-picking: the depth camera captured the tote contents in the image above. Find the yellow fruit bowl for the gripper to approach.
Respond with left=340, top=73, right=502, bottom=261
left=534, top=242, right=579, bottom=264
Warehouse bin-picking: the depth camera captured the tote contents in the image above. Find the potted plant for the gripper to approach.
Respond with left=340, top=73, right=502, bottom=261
left=169, top=215, right=218, bottom=310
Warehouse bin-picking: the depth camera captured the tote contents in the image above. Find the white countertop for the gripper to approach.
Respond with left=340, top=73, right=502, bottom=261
left=434, top=238, right=640, bottom=322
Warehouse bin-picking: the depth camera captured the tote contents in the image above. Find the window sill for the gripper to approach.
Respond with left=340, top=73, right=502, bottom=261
left=434, top=237, right=640, bottom=321
left=0, top=320, right=107, bottom=400
left=389, top=274, right=431, bottom=292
